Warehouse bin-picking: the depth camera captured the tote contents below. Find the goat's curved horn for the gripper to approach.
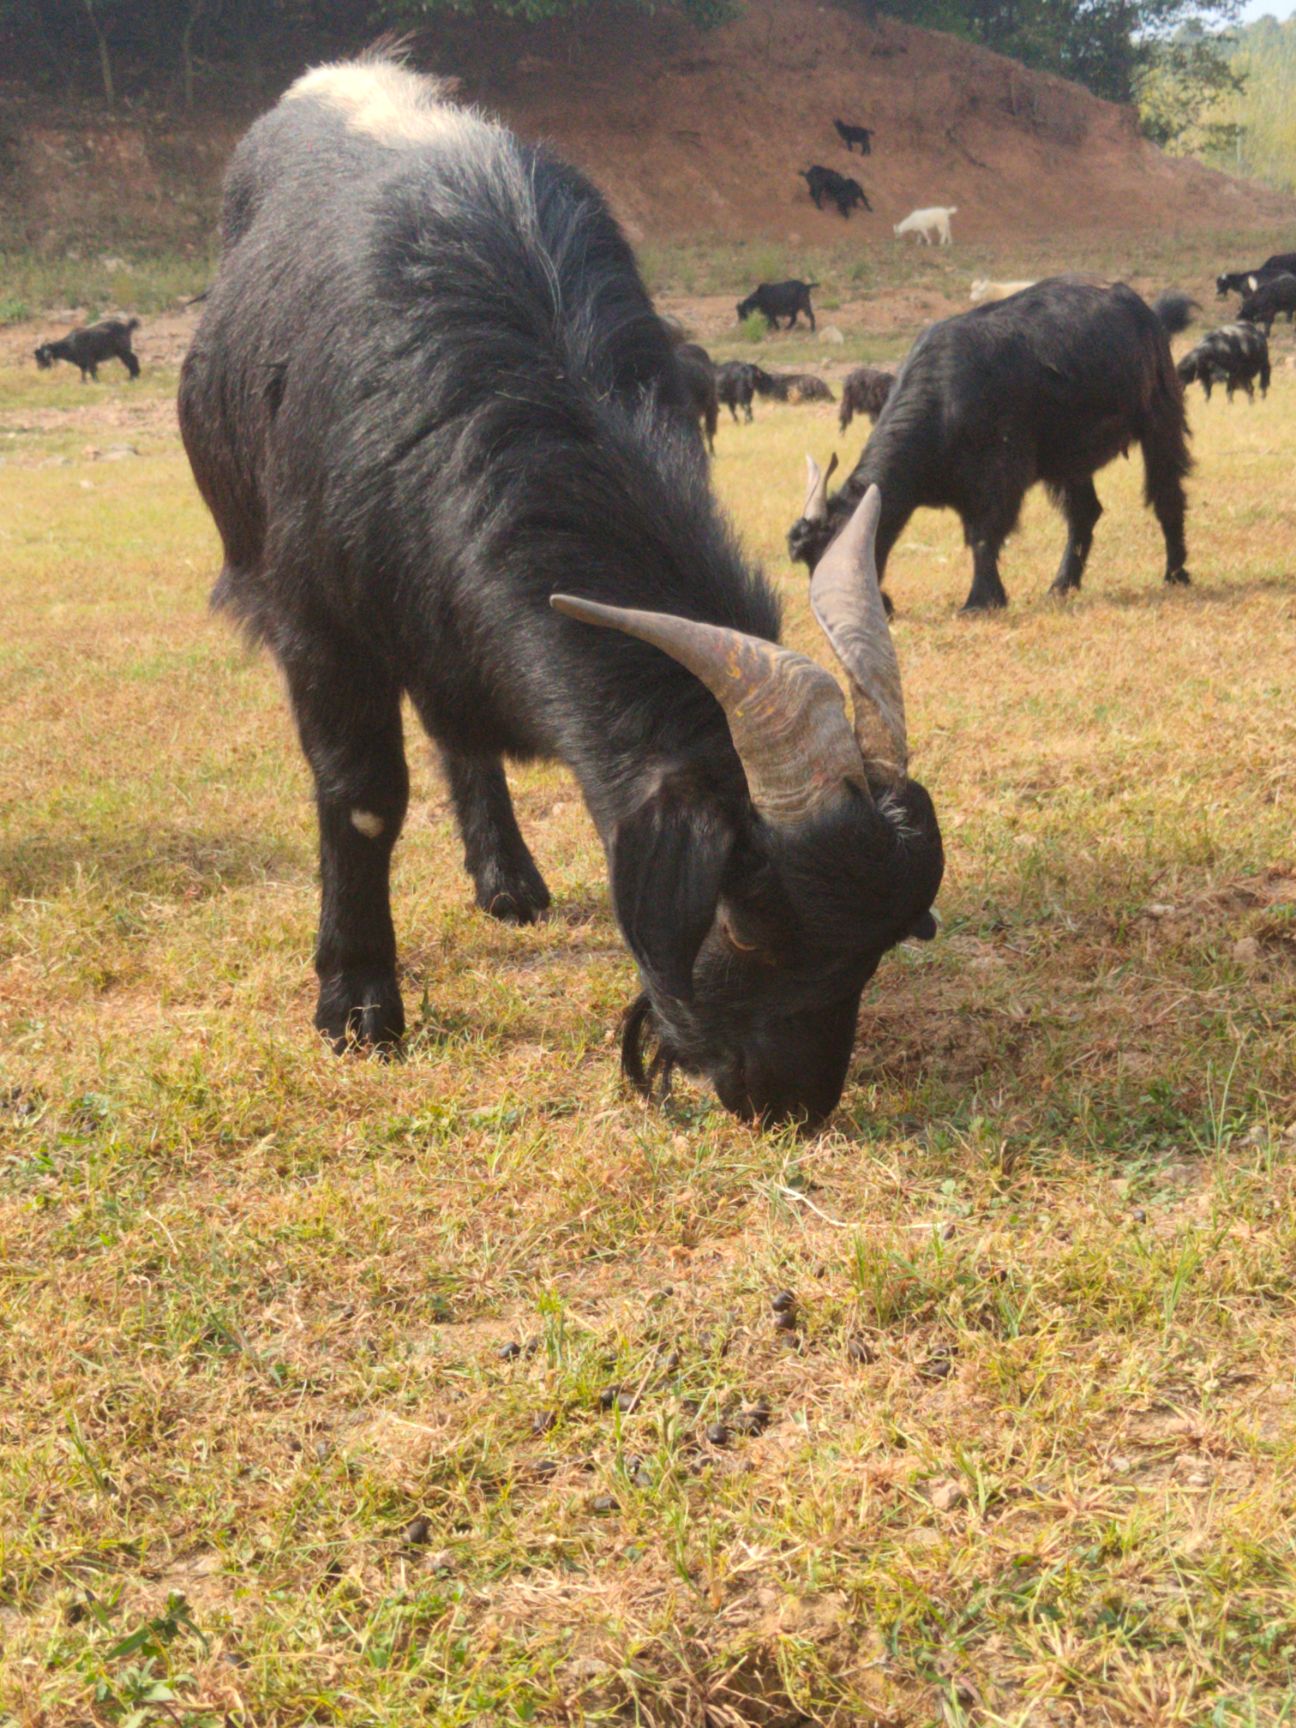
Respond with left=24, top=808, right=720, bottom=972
left=809, top=485, right=908, bottom=788
left=550, top=594, right=866, bottom=825
left=802, top=450, right=838, bottom=523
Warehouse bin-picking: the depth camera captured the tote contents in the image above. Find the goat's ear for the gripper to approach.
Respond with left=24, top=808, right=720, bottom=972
left=609, top=784, right=734, bottom=1002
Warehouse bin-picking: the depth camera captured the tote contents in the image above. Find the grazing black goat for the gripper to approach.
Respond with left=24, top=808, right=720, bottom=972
left=754, top=370, right=835, bottom=404
left=676, top=341, right=719, bottom=453
left=179, top=58, right=943, bottom=1129
left=1150, top=291, right=1200, bottom=337
left=1216, top=252, right=1296, bottom=298
left=788, top=278, right=1191, bottom=611
left=736, top=279, right=817, bottom=331
left=800, top=165, right=871, bottom=218
left=1177, top=324, right=1270, bottom=403
left=34, top=317, right=140, bottom=382
left=839, top=365, right=895, bottom=432
left=834, top=119, right=873, bottom=155
left=716, top=359, right=759, bottom=423
left=1238, top=272, right=1296, bottom=336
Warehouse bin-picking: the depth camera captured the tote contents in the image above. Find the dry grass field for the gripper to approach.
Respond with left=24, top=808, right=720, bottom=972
left=3, top=312, right=1296, bottom=1727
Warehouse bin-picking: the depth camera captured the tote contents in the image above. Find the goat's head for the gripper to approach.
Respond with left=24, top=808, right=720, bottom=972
left=552, top=486, right=942, bottom=1130
left=735, top=295, right=757, bottom=323
left=33, top=344, right=55, bottom=370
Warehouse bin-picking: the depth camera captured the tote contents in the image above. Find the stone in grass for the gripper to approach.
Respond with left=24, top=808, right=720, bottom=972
left=1232, top=936, right=1262, bottom=967
left=401, top=1515, right=432, bottom=1547
left=497, top=1340, right=523, bottom=1361
left=706, top=1421, right=731, bottom=1446
left=770, top=1290, right=797, bottom=1314
left=591, top=1493, right=619, bottom=1514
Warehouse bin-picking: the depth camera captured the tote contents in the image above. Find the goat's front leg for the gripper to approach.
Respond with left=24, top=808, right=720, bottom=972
left=963, top=536, right=1009, bottom=611
left=281, top=642, right=409, bottom=1052
left=439, top=750, right=550, bottom=925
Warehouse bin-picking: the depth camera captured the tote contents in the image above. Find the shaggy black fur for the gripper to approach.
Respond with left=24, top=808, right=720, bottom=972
left=716, top=359, right=759, bottom=423
left=753, top=370, right=835, bottom=404
left=1215, top=252, right=1296, bottom=298
left=1149, top=291, right=1200, bottom=337
left=735, top=280, right=818, bottom=331
left=34, top=317, right=140, bottom=382
left=838, top=365, right=895, bottom=432
left=1237, top=272, right=1296, bottom=336
left=179, top=61, right=942, bottom=1128
left=800, top=165, right=871, bottom=218
left=675, top=341, right=719, bottom=454
left=788, top=277, right=1192, bottom=611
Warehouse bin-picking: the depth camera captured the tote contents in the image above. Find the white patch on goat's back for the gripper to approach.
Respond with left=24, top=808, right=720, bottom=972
left=285, top=60, right=481, bottom=150
left=351, top=808, right=385, bottom=838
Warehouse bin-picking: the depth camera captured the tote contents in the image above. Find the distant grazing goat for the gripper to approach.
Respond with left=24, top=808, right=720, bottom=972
left=34, top=317, right=140, bottom=382
left=1238, top=272, right=1296, bottom=336
left=838, top=365, right=895, bottom=432
left=787, top=278, right=1191, bottom=611
left=800, top=165, right=871, bottom=218
left=675, top=341, right=718, bottom=454
left=969, top=278, right=1035, bottom=304
left=833, top=119, right=873, bottom=154
left=716, top=359, right=760, bottom=423
left=736, top=280, right=818, bottom=331
left=1177, top=324, right=1270, bottom=403
left=894, top=206, right=956, bottom=246
left=1149, top=291, right=1200, bottom=337
left=1216, top=252, right=1296, bottom=298
left=754, top=370, right=835, bottom=405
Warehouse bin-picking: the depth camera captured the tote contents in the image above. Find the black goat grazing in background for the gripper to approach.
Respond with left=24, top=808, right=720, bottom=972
left=716, top=359, right=759, bottom=422
left=1216, top=251, right=1296, bottom=297
left=180, top=57, right=943, bottom=1129
left=839, top=365, right=895, bottom=432
left=754, top=370, right=835, bottom=404
left=834, top=119, right=873, bottom=154
left=1238, top=272, right=1296, bottom=335
left=1177, top=324, right=1270, bottom=402
left=788, top=278, right=1192, bottom=611
left=34, top=317, right=140, bottom=381
left=800, top=165, right=871, bottom=217
left=675, top=341, right=719, bottom=453
left=736, top=280, right=818, bottom=330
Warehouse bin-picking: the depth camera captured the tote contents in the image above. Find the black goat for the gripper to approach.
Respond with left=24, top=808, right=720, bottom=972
left=1215, top=252, right=1296, bottom=298
left=676, top=341, right=719, bottom=453
left=788, top=278, right=1191, bottom=611
left=833, top=119, right=873, bottom=155
left=800, top=165, right=871, bottom=218
left=839, top=365, right=896, bottom=432
left=754, top=370, right=835, bottom=405
left=1177, top=324, right=1270, bottom=403
left=736, top=279, right=818, bottom=331
left=716, top=359, right=758, bottom=423
left=179, top=58, right=943, bottom=1129
left=33, top=317, right=140, bottom=382
left=1238, top=272, right=1296, bottom=336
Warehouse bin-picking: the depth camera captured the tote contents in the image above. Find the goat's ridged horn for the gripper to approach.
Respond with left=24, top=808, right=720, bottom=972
left=802, top=450, right=838, bottom=523
left=809, top=485, right=908, bottom=788
left=550, top=593, right=866, bottom=825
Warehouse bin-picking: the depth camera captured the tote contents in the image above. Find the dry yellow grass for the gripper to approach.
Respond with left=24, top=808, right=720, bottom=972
left=2, top=324, right=1296, bottom=1727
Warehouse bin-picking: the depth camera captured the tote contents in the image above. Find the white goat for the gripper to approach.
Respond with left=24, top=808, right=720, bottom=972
left=969, top=277, right=1035, bottom=303
left=894, top=206, right=957, bottom=246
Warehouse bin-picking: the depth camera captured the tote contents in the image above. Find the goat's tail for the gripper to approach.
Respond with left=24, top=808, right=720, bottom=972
left=1150, top=290, right=1199, bottom=337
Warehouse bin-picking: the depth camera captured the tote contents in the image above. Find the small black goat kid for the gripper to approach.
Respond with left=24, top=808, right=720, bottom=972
left=800, top=165, right=871, bottom=218
left=180, top=58, right=943, bottom=1129
left=833, top=119, right=873, bottom=155
left=787, top=278, right=1192, bottom=612
left=736, top=279, right=818, bottom=331
left=1238, top=272, right=1296, bottom=336
left=838, top=365, right=895, bottom=432
left=716, top=359, right=760, bottom=423
left=1177, top=324, right=1270, bottom=403
left=34, top=317, right=140, bottom=382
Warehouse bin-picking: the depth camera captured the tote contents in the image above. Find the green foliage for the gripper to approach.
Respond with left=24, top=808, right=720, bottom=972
left=1199, top=14, right=1296, bottom=192
left=1137, top=22, right=1245, bottom=152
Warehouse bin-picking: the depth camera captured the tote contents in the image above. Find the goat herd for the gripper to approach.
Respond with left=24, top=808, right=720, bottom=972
left=25, top=57, right=1296, bottom=1130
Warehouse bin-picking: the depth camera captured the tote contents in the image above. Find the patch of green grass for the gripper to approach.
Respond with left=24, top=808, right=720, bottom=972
left=0, top=248, right=215, bottom=318
left=4, top=265, right=1296, bottom=1726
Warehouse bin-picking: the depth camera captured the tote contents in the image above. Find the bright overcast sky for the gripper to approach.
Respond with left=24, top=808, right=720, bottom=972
left=1239, top=0, right=1296, bottom=18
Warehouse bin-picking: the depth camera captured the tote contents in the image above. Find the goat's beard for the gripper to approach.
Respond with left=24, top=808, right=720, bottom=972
left=620, top=994, right=680, bottom=1103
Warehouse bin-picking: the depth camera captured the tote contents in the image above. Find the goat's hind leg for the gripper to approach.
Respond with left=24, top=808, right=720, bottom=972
left=279, top=640, right=410, bottom=1052
left=1047, top=479, right=1102, bottom=598
left=440, top=751, right=551, bottom=926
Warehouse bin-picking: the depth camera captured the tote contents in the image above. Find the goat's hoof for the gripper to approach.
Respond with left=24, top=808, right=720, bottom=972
left=315, top=971, right=405, bottom=1055
left=475, top=864, right=551, bottom=926
left=960, top=595, right=1008, bottom=614
left=1165, top=568, right=1192, bottom=587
